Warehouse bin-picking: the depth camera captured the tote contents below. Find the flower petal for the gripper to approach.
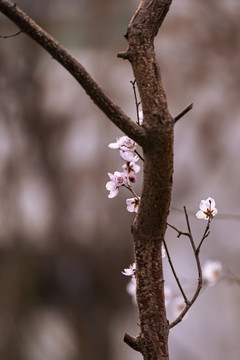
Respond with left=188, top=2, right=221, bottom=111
left=199, top=200, right=208, bottom=212
left=196, top=210, right=208, bottom=220
left=108, top=188, right=119, bottom=198
left=108, top=142, right=120, bottom=149
left=206, top=197, right=216, bottom=210
left=106, top=181, right=114, bottom=190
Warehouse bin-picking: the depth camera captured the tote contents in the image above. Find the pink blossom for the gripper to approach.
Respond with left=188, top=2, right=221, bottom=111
left=122, top=162, right=140, bottom=176
left=106, top=171, right=126, bottom=198
left=122, top=162, right=140, bottom=183
left=108, top=136, right=136, bottom=151
left=120, top=150, right=139, bottom=163
left=126, top=197, right=140, bottom=213
left=122, top=263, right=136, bottom=277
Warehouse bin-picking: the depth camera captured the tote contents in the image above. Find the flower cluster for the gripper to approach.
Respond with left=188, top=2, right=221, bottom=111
left=106, top=136, right=141, bottom=213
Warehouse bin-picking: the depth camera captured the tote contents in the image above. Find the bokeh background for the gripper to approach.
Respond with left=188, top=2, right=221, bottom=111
left=0, top=0, right=240, bottom=359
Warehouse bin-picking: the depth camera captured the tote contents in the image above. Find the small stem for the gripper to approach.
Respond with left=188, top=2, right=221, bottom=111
left=167, top=222, right=189, bottom=238
left=134, top=149, right=144, bottom=162
left=0, top=30, right=22, bottom=38
left=163, top=239, right=189, bottom=304
left=174, top=103, right=193, bottom=123
left=123, top=184, right=139, bottom=199
left=130, top=80, right=141, bottom=125
left=169, top=207, right=203, bottom=328
left=196, top=218, right=211, bottom=254
left=183, top=206, right=192, bottom=234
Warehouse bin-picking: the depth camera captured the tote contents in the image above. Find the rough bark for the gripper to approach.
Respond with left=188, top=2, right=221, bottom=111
left=120, top=1, right=173, bottom=359
left=0, top=1, right=174, bottom=359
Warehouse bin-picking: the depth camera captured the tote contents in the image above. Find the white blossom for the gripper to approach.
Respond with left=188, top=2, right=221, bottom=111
left=196, top=197, right=218, bottom=220
left=108, top=136, right=136, bottom=151
left=202, top=260, right=222, bottom=286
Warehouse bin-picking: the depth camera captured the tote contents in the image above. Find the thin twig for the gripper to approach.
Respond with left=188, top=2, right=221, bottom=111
left=169, top=207, right=204, bottom=328
left=167, top=222, right=189, bottom=238
left=134, top=149, right=144, bottom=162
left=163, top=239, right=189, bottom=304
left=196, top=218, right=211, bottom=254
left=174, top=103, right=193, bottom=123
left=123, top=184, right=139, bottom=199
left=130, top=80, right=141, bottom=125
left=0, top=30, right=22, bottom=38
left=222, top=270, right=240, bottom=286
left=184, top=206, right=192, bottom=234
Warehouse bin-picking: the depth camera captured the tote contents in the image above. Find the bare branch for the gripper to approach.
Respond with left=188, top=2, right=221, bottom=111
left=169, top=207, right=203, bottom=328
left=167, top=222, right=189, bottom=238
left=123, top=333, right=142, bottom=353
left=163, top=239, right=189, bottom=304
left=169, top=207, right=215, bottom=328
left=0, top=0, right=146, bottom=146
left=130, top=80, right=141, bottom=125
left=174, top=103, right=193, bottom=123
left=196, top=218, right=211, bottom=254
left=134, top=149, right=144, bottom=162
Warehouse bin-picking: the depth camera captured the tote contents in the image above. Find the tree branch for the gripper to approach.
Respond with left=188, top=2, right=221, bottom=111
left=174, top=103, right=193, bottom=123
left=0, top=0, right=146, bottom=146
left=118, top=1, right=174, bottom=359
left=123, top=333, right=143, bottom=353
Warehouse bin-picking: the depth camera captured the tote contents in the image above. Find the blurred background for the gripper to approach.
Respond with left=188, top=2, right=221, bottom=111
left=0, top=0, right=240, bottom=359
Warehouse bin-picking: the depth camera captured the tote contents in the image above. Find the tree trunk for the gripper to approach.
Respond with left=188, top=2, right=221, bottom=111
left=120, top=1, right=173, bottom=359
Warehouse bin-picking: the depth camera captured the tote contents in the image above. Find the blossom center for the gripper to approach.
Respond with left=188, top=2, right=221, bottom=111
left=115, top=175, right=125, bottom=185
left=203, top=208, right=214, bottom=218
